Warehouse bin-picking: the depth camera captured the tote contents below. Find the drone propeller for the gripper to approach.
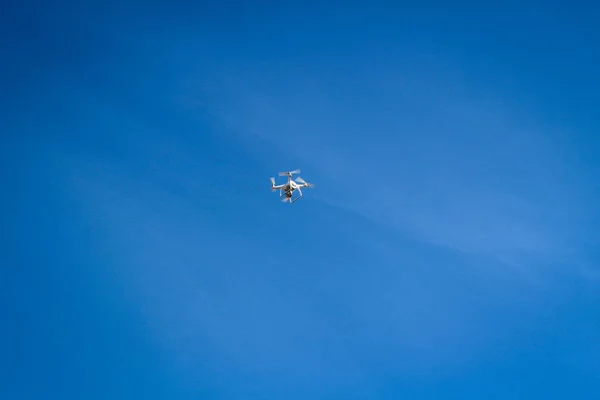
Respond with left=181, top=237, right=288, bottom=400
left=295, top=176, right=314, bottom=188
left=278, top=169, right=301, bottom=176
left=270, top=177, right=276, bottom=191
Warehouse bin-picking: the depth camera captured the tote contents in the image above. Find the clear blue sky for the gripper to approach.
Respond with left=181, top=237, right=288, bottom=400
left=2, top=1, right=600, bottom=399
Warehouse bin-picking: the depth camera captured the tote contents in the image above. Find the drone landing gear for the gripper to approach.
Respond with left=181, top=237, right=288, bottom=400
left=290, top=195, right=302, bottom=204
left=280, top=191, right=301, bottom=204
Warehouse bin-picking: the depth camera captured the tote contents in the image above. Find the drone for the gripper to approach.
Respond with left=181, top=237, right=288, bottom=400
left=270, top=169, right=314, bottom=204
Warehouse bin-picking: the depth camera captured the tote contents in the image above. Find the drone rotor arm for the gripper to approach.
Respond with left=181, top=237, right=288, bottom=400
left=279, top=169, right=301, bottom=176
left=295, top=176, right=314, bottom=188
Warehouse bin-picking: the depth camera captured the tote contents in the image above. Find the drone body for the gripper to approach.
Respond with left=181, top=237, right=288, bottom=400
left=270, top=169, right=314, bottom=204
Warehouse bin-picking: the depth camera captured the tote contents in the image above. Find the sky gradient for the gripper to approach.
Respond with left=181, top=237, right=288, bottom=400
left=2, top=1, right=600, bottom=399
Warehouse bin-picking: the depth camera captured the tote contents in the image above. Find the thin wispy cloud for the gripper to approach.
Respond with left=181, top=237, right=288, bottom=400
left=185, top=61, right=598, bottom=280
left=5, top=3, right=599, bottom=399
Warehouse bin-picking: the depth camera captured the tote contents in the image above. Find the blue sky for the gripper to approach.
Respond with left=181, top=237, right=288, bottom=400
left=2, top=1, right=600, bottom=399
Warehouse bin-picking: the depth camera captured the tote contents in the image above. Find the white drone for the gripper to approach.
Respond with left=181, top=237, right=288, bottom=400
left=270, top=169, right=314, bottom=204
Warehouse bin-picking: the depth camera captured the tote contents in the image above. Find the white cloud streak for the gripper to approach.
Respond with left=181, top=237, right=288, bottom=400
left=183, top=62, right=598, bottom=280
